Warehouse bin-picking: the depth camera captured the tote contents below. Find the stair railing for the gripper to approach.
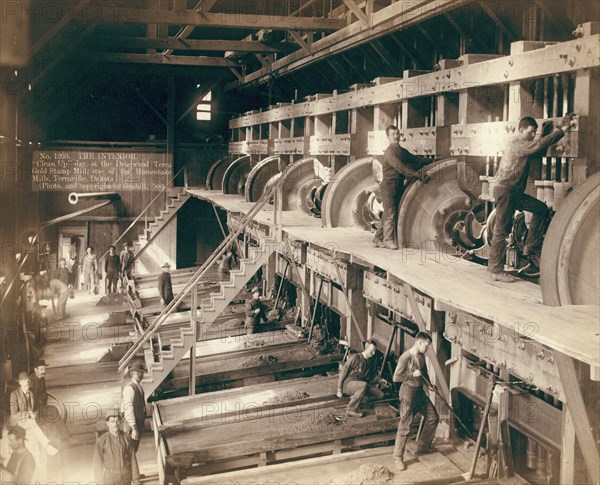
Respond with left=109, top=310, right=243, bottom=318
left=99, top=166, right=187, bottom=264
left=118, top=162, right=286, bottom=374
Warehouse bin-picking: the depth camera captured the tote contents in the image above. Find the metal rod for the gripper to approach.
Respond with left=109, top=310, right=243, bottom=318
left=468, top=380, right=497, bottom=480
left=307, top=275, right=324, bottom=342
left=212, top=203, right=227, bottom=238
left=379, top=323, right=399, bottom=377
left=274, top=260, right=290, bottom=308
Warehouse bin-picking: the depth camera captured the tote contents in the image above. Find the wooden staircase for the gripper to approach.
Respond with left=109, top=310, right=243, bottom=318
left=139, top=236, right=279, bottom=396
left=134, top=190, right=191, bottom=258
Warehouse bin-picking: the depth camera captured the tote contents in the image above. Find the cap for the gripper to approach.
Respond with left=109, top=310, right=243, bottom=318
left=17, top=372, right=30, bottom=382
left=105, top=407, right=121, bottom=421
left=129, top=361, right=146, bottom=373
left=34, top=359, right=48, bottom=368
left=161, top=262, right=171, bottom=268
left=9, top=425, right=27, bottom=440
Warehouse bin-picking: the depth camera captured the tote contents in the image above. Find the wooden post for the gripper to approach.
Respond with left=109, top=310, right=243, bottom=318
left=555, top=353, right=599, bottom=484
left=189, top=283, right=197, bottom=395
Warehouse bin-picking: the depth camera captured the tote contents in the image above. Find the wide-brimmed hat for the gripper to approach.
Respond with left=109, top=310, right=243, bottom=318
left=161, top=262, right=171, bottom=268
left=129, top=361, right=146, bottom=373
left=33, top=359, right=48, bottom=368
left=9, top=425, right=27, bottom=440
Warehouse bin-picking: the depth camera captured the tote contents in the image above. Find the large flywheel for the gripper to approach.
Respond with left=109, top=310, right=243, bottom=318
left=278, top=157, right=325, bottom=216
left=206, top=156, right=232, bottom=190
left=321, top=157, right=379, bottom=230
left=222, top=155, right=251, bottom=196
left=540, top=172, right=600, bottom=306
left=245, top=155, right=281, bottom=202
left=397, top=158, right=483, bottom=255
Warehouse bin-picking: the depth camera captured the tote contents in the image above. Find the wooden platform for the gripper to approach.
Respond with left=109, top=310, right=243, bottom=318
left=189, top=189, right=600, bottom=373
left=155, top=329, right=340, bottom=398
left=154, top=375, right=399, bottom=482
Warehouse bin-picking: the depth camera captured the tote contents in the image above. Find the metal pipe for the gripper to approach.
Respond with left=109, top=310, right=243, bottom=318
left=68, top=191, right=119, bottom=205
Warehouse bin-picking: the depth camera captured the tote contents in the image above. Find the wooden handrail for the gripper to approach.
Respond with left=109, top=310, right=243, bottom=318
left=118, top=161, right=286, bottom=373
left=99, top=166, right=186, bottom=263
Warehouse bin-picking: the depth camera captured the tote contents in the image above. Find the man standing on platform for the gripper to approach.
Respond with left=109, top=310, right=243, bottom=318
left=104, top=245, right=120, bottom=294
left=158, top=262, right=174, bottom=307
left=392, top=332, right=439, bottom=471
left=92, top=408, right=140, bottom=485
left=488, top=114, right=576, bottom=282
left=373, top=125, right=430, bottom=250
left=121, top=361, right=147, bottom=456
left=336, top=339, right=388, bottom=418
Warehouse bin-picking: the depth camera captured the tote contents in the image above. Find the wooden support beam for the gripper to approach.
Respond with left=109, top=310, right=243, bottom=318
left=163, top=0, right=214, bottom=55
left=167, top=74, right=175, bottom=166
left=91, top=53, right=237, bottom=67
left=254, top=54, right=270, bottom=68
left=227, top=0, right=468, bottom=89
left=229, top=68, right=243, bottom=81
left=333, top=264, right=366, bottom=345
left=30, top=0, right=92, bottom=58
left=29, top=22, right=97, bottom=89
left=134, top=87, right=167, bottom=126
left=176, top=76, right=224, bottom=125
left=478, top=1, right=517, bottom=41
left=342, top=0, right=370, bottom=26
left=228, top=34, right=600, bottom=126
left=555, top=353, right=599, bottom=484
left=370, top=39, right=402, bottom=71
left=443, top=12, right=493, bottom=53
left=90, top=36, right=283, bottom=53
left=288, top=30, right=312, bottom=55
left=83, top=7, right=345, bottom=31
left=403, top=282, right=451, bottom=403
left=389, top=36, right=426, bottom=70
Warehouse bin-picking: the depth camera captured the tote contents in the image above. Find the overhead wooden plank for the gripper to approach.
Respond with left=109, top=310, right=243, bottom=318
left=227, top=34, right=600, bottom=126
left=226, top=0, right=467, bottom=89
left=288, top=30, right=312, bottom=54
left=90, top=36, right=282, bottom=53
left=91, top=52, right=237, bottom=67
left=30, top=0, right=92, bottom=57
left=164, top=0, right=227, bottom=55
left=342, top=0, right=370, bottom=26
left=78, top=7, right=345, bottom=31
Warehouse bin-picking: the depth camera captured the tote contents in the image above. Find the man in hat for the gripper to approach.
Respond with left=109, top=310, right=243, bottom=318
left=9, top=372, right=36, bottom=427
left=244, top=286, right=269, bottom=335
left=120, top=242, right=135, bottom=288
left=121, top=362, right=147, bottom=454
left=0, top=425, right=35, bottom=483
left=92, top=408, right=140, bottom=485
left=104, top=245, right=120, bottom=294
left=158, top=263, right=174, bottom=307
left=30, top=360, right=77, bottom=447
